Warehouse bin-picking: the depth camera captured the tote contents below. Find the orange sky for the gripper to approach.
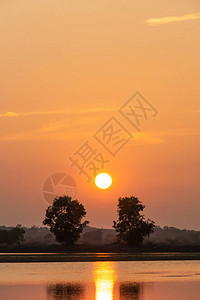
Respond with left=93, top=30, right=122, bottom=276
left=0, top=0, right=200, bottom=229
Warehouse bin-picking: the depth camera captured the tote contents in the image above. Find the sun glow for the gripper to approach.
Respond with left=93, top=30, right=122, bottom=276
left=95, top=173, right=112, bottom=189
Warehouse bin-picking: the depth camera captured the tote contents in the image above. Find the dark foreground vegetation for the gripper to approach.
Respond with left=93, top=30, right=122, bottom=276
left=1, top=226, right=200, bottom=254
left=1, top=252, right=200, bottom=263
left=1, top=196, right=200, bottom=257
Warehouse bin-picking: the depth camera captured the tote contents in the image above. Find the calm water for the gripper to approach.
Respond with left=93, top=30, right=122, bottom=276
left=1, top=260, right=200, bottom=299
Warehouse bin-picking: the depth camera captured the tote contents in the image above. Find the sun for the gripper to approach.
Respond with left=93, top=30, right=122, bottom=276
left=95, top=173, right=112, bottom=189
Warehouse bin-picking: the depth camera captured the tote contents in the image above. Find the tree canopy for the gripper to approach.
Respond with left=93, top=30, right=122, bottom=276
left=113, top=196, right=155, bottom=247
left=43, top=196, right=89, bottom=247
left=0, top=225, right=25, bottom=245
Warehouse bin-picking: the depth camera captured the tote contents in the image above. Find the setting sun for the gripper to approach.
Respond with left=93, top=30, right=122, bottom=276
left=95, top=173, right=112, bottom=189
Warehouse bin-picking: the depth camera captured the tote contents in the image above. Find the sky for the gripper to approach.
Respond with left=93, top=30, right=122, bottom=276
left=0, top=0, right=200, bottom=230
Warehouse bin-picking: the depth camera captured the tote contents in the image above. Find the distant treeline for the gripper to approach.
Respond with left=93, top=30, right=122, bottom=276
left=1, top=225, right=200, bottom=248
left=149, top=226, right=200, bottom=246
left=0, top=225, right=25, bottom=245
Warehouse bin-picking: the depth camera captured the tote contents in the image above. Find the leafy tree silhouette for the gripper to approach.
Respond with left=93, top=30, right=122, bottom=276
left=113, top=196, right=155, bottom=247
left=0, top=225, right=25, bottom=245
left=43, top=196, right=89, bottom=247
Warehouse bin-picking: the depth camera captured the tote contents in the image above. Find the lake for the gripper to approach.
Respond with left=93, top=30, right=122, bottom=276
left=0, top=259, right=200, bottom=299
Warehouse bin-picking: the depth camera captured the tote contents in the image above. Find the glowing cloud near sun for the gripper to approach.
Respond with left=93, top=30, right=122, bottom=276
left=95, top=173, right=112, bottom=189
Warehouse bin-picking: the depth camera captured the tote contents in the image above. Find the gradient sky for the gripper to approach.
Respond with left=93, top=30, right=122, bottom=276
left=0, top=0, right=200, bottom=229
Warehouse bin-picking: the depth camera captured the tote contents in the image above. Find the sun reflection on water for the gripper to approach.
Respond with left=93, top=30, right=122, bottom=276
left=94, top=262, right=116, bottom=300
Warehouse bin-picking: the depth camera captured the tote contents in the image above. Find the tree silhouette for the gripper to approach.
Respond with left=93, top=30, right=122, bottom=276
left=0, top=225, right=25, bottom=245
left=113, top=196, right=155, bottom=247
left=43, top=196, right=89, bottom=247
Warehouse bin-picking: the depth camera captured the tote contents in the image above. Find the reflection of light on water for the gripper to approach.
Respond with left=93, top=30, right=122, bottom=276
left=94, top=262, right=116, bottom=300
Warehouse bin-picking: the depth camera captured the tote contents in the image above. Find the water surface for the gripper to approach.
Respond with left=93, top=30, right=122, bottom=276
left=0, top=260, right=200, bottom=299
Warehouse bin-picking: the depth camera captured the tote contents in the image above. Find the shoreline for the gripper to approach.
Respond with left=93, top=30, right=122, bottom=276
left=1, top=252, right=200, bottom=263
